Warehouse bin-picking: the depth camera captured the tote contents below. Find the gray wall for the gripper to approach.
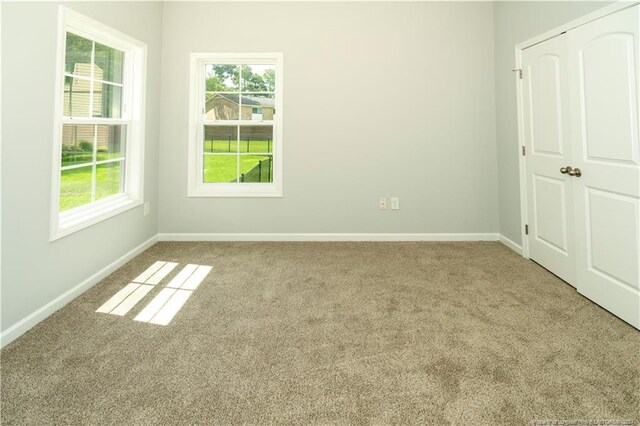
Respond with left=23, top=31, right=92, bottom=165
left=1, top=1, right=162, bottom=332
left=158, top=2, right=499, bottom=234
left=2, top=0, right=615, bottom=335
left=493, top=1, right=612, bottom=245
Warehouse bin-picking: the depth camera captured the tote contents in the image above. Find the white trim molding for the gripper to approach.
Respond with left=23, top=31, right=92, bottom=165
left=499, top=234, right=523, bottom=255
left=158, top=233, right=500, bottom=242
left=0, top=235, right=158, bottom=349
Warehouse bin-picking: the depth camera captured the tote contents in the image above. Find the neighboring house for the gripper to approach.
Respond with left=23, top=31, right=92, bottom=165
left=63, top=63, right=104, bottom=118
left=205, top=93, right=275, bottom=121
left=62, top=124, right=109, bottom=149
left=62, top=63, right=115, bottom=151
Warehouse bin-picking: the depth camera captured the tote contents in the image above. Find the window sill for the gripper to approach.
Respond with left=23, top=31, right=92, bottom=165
left=50, top=195, right=142, bottom=241
left=188, top=183, right=282, bottom=198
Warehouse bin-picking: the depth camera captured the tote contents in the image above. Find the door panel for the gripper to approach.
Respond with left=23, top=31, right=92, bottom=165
left=530, top=55, right=565, bottom=157
left=569, top=5, right=640, bottom=329
left=581, top=34, right=638, bottom=164
left=533, top=175, right=569, bottom=253
left=523, top=34, right=576, bottom=285
left=586, top=188, right=640, bottom=290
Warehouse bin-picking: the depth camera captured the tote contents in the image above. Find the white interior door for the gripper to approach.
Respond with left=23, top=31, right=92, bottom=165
left=569, top=5, right=640, bottom=329
left=522, top=34, right=577, bottom=286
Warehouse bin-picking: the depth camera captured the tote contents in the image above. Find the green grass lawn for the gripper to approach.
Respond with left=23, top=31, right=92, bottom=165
left=204, top=154, right=272, bottom=183
left=61, top=151, right=122, bottom=167
left=59, top=162, right=122, bottom=211
left=59, top=149, right=271, bottom=211
left=203, top=138, right=272, bottom=154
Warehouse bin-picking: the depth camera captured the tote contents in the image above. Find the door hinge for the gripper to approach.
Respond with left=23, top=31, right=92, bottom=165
left=522, top=146, right=526, bottom=156
left=525, top=224, right=529, bottom=235
left=512, top=68, right=523, bottom=79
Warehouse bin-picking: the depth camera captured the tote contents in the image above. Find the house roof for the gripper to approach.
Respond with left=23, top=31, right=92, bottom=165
left=211, top=93, right=275, bottom=108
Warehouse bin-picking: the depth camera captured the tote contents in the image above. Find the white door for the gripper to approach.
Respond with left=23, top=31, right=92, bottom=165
left=569, top=5, right=640, bottom=329
left=522, top=34, right=577, bottom=286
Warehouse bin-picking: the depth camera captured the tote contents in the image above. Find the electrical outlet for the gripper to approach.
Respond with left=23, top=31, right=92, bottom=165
left=379, top=197, right=387, bottom=210
left=143, top=202, right=150, bottom=216
left=391, top=197, right=400, bottom=210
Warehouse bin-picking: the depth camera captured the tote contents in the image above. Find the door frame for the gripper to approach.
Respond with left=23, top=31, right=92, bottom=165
left=514, top=0, right=639, bottom=259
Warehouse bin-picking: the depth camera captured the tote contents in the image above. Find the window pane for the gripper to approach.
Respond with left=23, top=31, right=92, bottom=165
left=241, top=65, right=276, bottom=92
left=203, top=154, right=238, bottom=183
left=241, top=94, right=275, bottom=121
left=96, top=161, right=124, bottom=200
left=65, top=33, right=93, bottom=77
left=238, top=155, right=273, bottom=183
left=205, top=64, right=239, bottom=92
left=63, top=76, right=91, bottom=117
left=239, top=126, right=273, bottom=154
left=61, top=124, right=95, bottom=167
left=94, top=42, right=124, bottom=84
left=205, top=93, right=240, bottom=121
left=96, top=125, right=125, bottom=162
left=203, top=126, right=237, bottom=153
left=60, top=165, right=93, bottom=211
left=92, top=82, right=122, bottom=118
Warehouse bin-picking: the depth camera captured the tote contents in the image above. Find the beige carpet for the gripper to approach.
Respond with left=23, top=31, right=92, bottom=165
left=1, top=242, right=639, bottom=425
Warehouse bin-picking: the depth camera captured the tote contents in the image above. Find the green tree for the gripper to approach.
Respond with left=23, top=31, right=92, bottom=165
left=206, top=64, right=239, bottom=91
left=205, top=64, right=275, bottom=93
left=206, top=75, right=225, bottom=92
left=241, top=66, right=268, bottom=92
left=65, top=33, right=92, bottom=73
left=263, top=68, right=276, bottom=92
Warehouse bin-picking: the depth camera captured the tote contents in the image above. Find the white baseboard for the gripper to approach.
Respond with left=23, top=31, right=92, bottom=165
left=499, top=234, right=523, bottom=255
left=0, top=235, right=158, bottom=349
left=158, top=233, right=500, bottom=242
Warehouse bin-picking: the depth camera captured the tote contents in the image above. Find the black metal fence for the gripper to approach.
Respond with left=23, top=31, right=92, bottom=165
left=206, top=137, right=272, bottom=153
left=237, top=156, right=273, bottom=183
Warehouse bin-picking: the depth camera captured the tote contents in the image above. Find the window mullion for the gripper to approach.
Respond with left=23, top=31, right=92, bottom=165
left=62, top=117, right=130, bottom=125
left=119, top=158, right=126, bottom=194
left=64, top=73, right=124, bottom=88
left=236, top=125, right=240, bottom=182
left=89, top=124, right=97, bottom=202
left=89, top=41, right=95, bottom=119
left=95, top=157, right=126, bottom=166
left=238, top=70, right=243, bottom=124
left=122, top=44, right=131, bottom=119
left=199, top=67, right=205, bottom=184
left=203, top=120, right=274, bottom=126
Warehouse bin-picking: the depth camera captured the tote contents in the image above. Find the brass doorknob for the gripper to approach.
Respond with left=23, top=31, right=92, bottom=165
left=560, top=166, right=572, bottom=174
left=568, top=168, right=582, bottom=177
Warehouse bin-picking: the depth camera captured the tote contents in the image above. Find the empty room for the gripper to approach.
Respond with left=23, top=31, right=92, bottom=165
left=1, top=0, right=639, bottom=424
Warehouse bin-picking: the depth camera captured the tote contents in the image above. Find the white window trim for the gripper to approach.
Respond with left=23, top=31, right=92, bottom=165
left=50, top=6, right=147, bottom=241
left=187, top=52, right=284, bottom=197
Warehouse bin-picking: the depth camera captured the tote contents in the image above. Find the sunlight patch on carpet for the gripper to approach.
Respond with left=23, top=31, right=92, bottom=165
left=134, top=264, right=212, bottom=325
left=97, top=261, right=175, bottom=315
left=133, top=261, right=178, bottom=285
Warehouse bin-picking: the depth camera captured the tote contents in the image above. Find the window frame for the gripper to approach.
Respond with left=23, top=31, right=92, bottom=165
left=50, top=7, right=147, bottom=241
left=187, top=52, right=284, bottom=197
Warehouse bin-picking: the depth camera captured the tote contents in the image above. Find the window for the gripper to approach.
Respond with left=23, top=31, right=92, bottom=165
left=50, top=7, right=146, bottom=240
left=188, top=53, right=283, bottom=197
